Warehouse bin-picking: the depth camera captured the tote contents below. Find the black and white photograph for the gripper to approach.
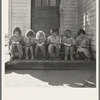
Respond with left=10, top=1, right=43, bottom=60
left=3, top=0, right=97, bottom=88
left=2, top=0, right=99, bottom=99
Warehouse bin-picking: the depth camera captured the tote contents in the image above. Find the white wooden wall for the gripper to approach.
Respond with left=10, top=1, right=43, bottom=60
left=78, top=0, right=96, bottom=59
left=9, top=0, right=31, bottom=36
left=60, top=0, right=78, bottom=38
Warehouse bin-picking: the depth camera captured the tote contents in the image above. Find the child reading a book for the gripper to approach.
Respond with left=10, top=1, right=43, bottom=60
left=24, top=29, right=36, bottom=60
left=62, top=30, right=75, bottom=61
left=47, top=28, right=61, bottom=60
left=8, top=27, right=24, bottom=61
left=76, top=29, right=91, bottom=61
left=35, top=31, right=46, bottom=59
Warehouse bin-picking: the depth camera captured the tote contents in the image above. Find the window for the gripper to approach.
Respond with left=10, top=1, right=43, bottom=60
left=86, top=12, right=90, bottom=25
left=83, top=14, right=86, bottom=30
left=35, top=0, right=57, bottom=6
left=35, top=0, right=41, bottom=6
left=43, top=0, right=49, bottom=6
left=50, top=0, right=56, bottom=6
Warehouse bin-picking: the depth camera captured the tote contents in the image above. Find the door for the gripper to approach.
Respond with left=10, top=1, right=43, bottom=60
left=31, top=0, right=60, bottom=36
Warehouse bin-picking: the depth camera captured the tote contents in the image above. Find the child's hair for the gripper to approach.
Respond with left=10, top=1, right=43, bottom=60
left=50, top=28, right=59, bottom=34
left=25, top=29, right=35, bottom=37
left=13, top=27, right=21, bottom=35
left=65, top=29, right=72, bottom=33
left=78, top=29, right=86, bottom=35
left=36, top=31, right=45, bottom=39
left=64, top=29, right=72, bottom=37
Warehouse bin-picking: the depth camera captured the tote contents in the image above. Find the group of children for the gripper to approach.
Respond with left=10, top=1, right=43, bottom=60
left=8, top=27, right=91, bottom=61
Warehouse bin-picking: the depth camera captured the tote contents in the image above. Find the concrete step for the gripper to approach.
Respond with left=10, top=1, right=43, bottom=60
left=5, top=60, right=96, bottom=70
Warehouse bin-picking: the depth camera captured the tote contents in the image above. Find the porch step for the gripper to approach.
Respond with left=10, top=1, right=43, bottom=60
left=5, top=60, right=96, bottom=70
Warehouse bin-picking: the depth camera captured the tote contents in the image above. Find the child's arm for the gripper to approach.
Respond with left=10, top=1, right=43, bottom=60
left=22, top=38, right=30, bottom=48
left=21, top=36, right=25, bottom=46
left=71, top=38, right=76, bottom=46
left=75, top=37, right=81, bottom=46
left=47, top=37, right=52, bottom=44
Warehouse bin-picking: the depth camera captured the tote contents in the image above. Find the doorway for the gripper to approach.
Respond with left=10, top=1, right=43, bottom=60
left=31, top=0, right=60, bottom=36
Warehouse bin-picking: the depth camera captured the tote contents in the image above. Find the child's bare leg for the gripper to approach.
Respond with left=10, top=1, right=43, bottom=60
left=16, top=43, right=23, bottom=58
left=70, top=46, right=74, bottom=61
left=29, top=46, right=34, bottom=60
left=35, top=45, right=39, bottom=58
left=48, top=44, right=54, bottom=58
left=55, top=46, right=60, bottom=58
left=65, top=46, right=70, bottom=61
left=10, top=43, right=16, bottom=60
left=25, top=47, right=29, bottom=60
left=10, top=43, right=16, bottom=57
left=40, top=45, right=46, bottom=58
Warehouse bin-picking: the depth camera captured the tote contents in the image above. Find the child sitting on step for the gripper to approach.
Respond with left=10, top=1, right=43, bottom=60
left=47, top=28, right=61, bottom=60
left=8, top=27, right=24, bottom=61
left=35, top=31, right=46, bottom=59
left=62, top=30, right=76, bottom=61
left=76, top=29, right=91, bottom=61
left=24, top=29, right=36, bottom=60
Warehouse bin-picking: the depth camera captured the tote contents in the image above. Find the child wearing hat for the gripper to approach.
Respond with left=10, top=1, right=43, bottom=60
left=47, top=28, right=61, bottom=60
left=8, top=27, right=24, bottom=61
left=35, top=31, right=46, bottom=59
left=62, top=30, right=76, bottom=61
left=24, top=29, right=36, bottom=60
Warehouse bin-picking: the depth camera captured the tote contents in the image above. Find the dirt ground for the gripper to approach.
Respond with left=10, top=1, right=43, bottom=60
left=5, top=69, right=96, bottom=87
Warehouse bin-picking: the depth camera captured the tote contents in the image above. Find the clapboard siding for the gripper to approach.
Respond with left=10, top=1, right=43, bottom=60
left=78, top=0, right=96, bottom=59
left=60, top=0, right=78, bottom=37
left=9, top=0, right=31, bottom=36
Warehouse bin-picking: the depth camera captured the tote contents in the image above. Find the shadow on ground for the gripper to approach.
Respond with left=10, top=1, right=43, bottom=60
left=5, top=69, right=96, bottom=87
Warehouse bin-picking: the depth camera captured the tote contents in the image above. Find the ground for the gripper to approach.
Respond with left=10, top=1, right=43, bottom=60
left=5, top=69, right=96, bottom=87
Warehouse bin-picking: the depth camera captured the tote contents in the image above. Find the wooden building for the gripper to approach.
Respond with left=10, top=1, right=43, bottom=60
left=8, top=0, right=96, bottom=59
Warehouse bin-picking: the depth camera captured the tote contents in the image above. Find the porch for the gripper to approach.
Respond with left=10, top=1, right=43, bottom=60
left=8, top=0, right=96, bottom=59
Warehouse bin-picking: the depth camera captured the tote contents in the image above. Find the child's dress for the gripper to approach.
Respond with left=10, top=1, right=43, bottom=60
left=76, top=35, right=91, bottom=58
left=48, top=35, right=61, bottom=48
left=35, top=37, right=46, bottom=46
left=62, top=36, right=76, bottom=46
left=9, top=34, right=24, bottom=57
left=24, top=37, right=35, bottom=47
left=35, top=36, right=46, bottom=58
left=48, top=35, right=61, bottom=58
left=62, top=36, right=76, bottom=58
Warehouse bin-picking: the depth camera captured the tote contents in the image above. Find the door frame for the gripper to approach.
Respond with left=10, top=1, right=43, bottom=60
left=31, top=0, right=60, bottom=31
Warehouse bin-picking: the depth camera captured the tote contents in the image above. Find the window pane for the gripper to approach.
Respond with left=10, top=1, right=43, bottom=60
left=42, top=0, right=48, bottom=6
left=35, top=0, right=41, bottom=6
left=50, top=0, right=56, bottom=6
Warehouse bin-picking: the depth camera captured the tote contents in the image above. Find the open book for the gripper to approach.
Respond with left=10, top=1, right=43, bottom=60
left=63, top=43, right=71, bottom=47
